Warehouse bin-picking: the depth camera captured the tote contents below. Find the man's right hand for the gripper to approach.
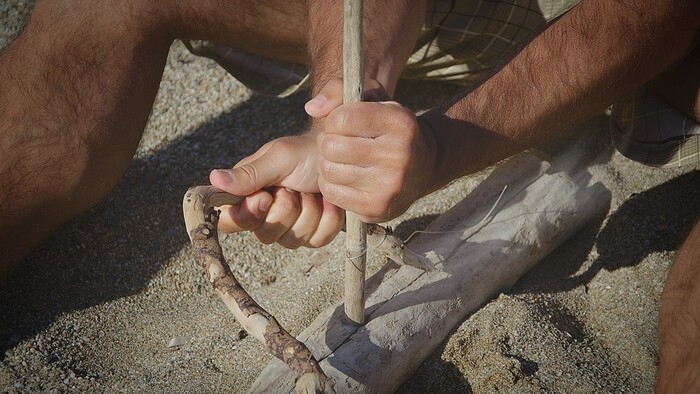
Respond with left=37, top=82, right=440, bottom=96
left=209, top=131, right=345, bottom=249
left=209, top=80, right=351, bottom=249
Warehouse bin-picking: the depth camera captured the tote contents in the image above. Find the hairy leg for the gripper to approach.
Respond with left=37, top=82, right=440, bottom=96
left=657, top=219, right=700, bottom=392
left=0, top=0, right=307, bottom=278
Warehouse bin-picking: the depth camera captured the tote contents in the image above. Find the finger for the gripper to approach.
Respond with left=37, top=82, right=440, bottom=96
left=210, top=156, right=286, bottom=197
left=306, top=198, right=345, bottom=248
left=317, top=133, right=378, bottom=165
left=217, top=190, right=273, bottom=233
left=305, top=78, right=344, bottom=118
left=326, top=101, right=411, bottom=138
left=317, top=157, right=374, bottom=187
left=318, top=178, right=379, bottom=223
left=276, top=192, right=324, bottom=249
left=252, top=188, right=302, bottom=245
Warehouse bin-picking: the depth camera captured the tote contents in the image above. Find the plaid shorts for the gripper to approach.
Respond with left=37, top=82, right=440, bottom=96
left=187, top=0, right=699, bottom=167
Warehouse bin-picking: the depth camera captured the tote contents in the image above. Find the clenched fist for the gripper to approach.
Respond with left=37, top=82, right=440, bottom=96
left=314, top=96, right=438, bottom=223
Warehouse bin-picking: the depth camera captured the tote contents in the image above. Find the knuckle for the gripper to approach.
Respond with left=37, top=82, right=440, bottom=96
left=254, top=230, right=276, bottom=245
left=233, top=208, right=262, bottom=231
left=318, top=181, right=339, bottom=202
left=328, top=108, right=349, bottom=132
left=395, top=109, right=417, bottom=132
left=318, top=159, right=335, bottom=179
left=268, top=138, right=295, bottom=156
left=319, top=138, right=346, bottom=161
left=234, top=163, right=259, bottom=183
left=318, top=137, right=332, bottom=157
left=279, top=236, right=305, bottom=250
left=273, top=189, right=302, bottom=216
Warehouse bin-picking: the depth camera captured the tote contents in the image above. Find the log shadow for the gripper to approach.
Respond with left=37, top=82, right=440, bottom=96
left=515, top=170, right=700, bottom=294
left=0, top=91, right=310, bottom=357
left=397, top=355, right=473, bottom=394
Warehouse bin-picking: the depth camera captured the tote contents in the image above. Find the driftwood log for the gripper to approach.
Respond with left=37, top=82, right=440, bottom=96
left=250, top=144, right=611, bottom=393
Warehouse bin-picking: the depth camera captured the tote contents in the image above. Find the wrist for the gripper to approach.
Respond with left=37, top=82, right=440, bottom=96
left=417, top=108, right=504, bottom=194
left=417, top=110, right=451, bottom=196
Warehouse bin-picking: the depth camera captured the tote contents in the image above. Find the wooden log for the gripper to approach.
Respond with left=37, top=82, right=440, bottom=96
left=250, top=145, right=611, bottom=393
left=343, top=0, right=367, bottom=326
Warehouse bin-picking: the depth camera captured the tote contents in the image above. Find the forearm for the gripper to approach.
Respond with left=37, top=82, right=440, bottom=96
left=307, top=0, right=426, bottom=98
left=421, top=0, right=700, bottom=193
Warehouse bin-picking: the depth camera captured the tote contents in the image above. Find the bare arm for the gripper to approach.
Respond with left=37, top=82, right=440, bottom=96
left=422, top=0, right=700, bottom=192
left=307, top=0, right=425, bottom=98
left=317, top=0, right=699, bottom=223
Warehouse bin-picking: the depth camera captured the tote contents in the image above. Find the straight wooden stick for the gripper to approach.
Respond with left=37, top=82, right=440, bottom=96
left=343, top=0, right=367, bottom=326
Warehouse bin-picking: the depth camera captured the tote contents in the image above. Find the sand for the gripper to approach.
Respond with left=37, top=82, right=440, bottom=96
left=1, top=2, right=699, bottom=393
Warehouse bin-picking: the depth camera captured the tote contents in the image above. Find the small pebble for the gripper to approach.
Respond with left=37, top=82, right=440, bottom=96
left=167, top=336, right=192, bottom=349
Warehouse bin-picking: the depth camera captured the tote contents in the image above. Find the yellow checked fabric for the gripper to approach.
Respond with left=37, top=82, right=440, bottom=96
left=611, top=88, right=700, bottom=167
left=402, top=0, right=578, bottom=83
left=187, top=0, right=578, bottom=96
left=187, top=0, right=699, bottom=167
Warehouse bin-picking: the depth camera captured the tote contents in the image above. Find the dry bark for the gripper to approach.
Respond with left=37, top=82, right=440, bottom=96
left=183, top=187, right=336, bottom=394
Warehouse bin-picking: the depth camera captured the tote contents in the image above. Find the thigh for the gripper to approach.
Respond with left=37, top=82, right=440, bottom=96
left=176, top=0, right=308, bottom=65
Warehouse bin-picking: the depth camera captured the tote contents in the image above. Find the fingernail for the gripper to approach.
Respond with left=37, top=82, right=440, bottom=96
left=215, top=170, right=234, bottom=184
left=305, top=95, right=327, bottom=113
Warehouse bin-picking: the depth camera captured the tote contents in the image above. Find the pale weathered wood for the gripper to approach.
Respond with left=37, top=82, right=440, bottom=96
left=250, top=144, right=611, bottom=393
left=343, top=0, right=367, bottom=326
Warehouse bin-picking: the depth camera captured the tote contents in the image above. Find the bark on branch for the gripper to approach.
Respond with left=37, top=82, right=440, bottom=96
left=183, top=186, right=336, bottom=394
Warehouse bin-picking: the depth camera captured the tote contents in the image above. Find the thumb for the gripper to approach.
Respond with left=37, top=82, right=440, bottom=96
left=210, top=159, right=285, bottom=197
left=305, top=78, right=343, bottom=118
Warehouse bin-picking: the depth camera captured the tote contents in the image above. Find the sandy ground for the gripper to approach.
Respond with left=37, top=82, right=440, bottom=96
left=2, top=2, right=699, bottom=393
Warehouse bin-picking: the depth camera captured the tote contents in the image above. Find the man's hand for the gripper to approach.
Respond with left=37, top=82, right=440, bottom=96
left=209, top=132, right=343, bottom=248
left=311, top=83, right=438, bottom=223
left=207, top=0, right=424, bottom=249
left=210, top=78, right=405, bottom=246
left=208, top=81, right=350, bottom=248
